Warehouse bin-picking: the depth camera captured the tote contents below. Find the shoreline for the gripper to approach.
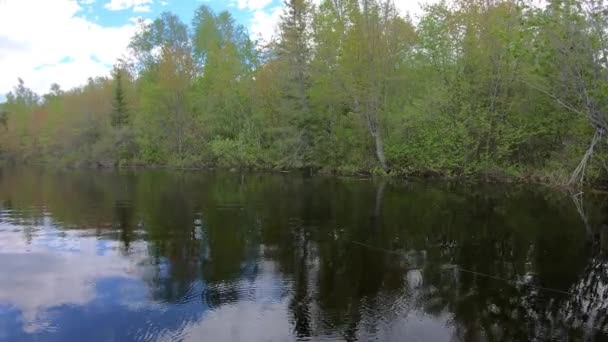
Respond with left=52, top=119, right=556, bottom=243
left=1, top=158, right=596, bottom=192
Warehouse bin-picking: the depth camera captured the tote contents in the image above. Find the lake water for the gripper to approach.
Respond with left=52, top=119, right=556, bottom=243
left=0, top=166, right=607, bottom=342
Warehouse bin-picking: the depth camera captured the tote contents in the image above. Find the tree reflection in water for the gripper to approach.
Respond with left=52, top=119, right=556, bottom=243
left=0, top=166, right=607, bottom=341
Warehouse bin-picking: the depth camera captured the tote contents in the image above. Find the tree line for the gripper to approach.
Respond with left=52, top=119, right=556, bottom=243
left=0, top=0, right=607, bottom=185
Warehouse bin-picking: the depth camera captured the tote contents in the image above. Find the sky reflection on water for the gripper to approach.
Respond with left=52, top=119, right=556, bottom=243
left=0, top=167, right=607, bottom=341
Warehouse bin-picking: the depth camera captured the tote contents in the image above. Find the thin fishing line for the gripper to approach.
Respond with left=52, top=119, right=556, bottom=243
left=349, top=239, right=608, bottom=333
left=350, top=240, right=595, bottom=301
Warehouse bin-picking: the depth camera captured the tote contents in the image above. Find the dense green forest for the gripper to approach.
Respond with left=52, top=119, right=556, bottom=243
left=0, top=0, right=607, bottom=185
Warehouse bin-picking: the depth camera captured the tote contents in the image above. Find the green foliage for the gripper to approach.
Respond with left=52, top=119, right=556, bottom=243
left=111, top=69, right=130, bottom=128
left=191, top=6, right=258, bottom=140
left=2, top=0, right=608, bottom=185
left=0, top=108, right=7, bottom=129
left=210, top=136, right=258, bottom=169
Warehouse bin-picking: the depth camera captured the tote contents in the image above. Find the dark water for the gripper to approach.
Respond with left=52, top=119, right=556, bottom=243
left=0, top=167, right=607, bottom=342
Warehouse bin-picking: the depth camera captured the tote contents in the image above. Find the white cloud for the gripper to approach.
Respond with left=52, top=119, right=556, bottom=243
left=0, top=0, right=142, bottom=96
left=79, top=0, right=97, bottom=4
left=104, top=0, right=153, bottom=11
left=250, top=6, right=283, bottom=42
left=154, top=260, right=293, bottom=342
left=160, top=0, right=168, bottom=5
left=0, top=226, right=149, bottom=332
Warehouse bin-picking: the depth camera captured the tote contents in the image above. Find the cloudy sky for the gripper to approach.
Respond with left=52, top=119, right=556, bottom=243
left=0, top=0, right=433, bottom=99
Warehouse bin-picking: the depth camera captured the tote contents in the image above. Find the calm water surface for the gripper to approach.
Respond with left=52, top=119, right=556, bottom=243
left=0, top=166, right=607, bottom=342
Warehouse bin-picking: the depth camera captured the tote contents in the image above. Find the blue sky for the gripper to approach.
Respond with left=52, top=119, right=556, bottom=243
left=0, top=0, right=427, bottom=101
left=82, top=0, right=281, bottom=33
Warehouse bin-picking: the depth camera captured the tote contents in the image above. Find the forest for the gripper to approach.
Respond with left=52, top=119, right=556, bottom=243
left=0, top=0, right=607, bottom=186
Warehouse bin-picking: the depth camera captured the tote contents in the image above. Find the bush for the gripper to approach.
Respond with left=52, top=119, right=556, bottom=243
left=209, top=135, right=259, bottom=169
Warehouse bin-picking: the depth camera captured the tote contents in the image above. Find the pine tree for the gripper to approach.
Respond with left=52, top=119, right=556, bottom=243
left=276, top=0, right=315, bottom=166
left=278, top=0, right=311, bottom=112
left=111, top=70, right=129, bottom=127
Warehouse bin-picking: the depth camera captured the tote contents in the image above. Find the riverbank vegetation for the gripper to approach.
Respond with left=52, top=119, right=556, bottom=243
left=0, top=0, right=607, bottom=186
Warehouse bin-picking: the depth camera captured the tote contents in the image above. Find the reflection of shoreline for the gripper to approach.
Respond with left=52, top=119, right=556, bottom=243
left=1, top=167, right=608, bottom=341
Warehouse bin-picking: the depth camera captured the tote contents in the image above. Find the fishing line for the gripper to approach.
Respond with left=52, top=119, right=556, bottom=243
left=349, top=239, right=604, bottom=309
left=349, top=239, right=608, bottom=333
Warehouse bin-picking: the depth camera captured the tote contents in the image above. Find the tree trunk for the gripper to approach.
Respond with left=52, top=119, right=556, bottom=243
left=373, top=129, right=389, bottom=172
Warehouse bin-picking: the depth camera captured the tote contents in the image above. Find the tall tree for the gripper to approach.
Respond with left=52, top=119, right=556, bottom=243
left=192, top=6, right=258, bottom=139
left=275, top=0, right=315, bottom=166
left=130, top=12, right=196, bottom=163
left=340, top=0, right=416, bottom=172
left=309, top=0, right=352, bottom=167
left=3, top=79, right=40, bottom=157
left=111, top=68, right=130, bottom=128
left=528, top=0, right=608, bottom=185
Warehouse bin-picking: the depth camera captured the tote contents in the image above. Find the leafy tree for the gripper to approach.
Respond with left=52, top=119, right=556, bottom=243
left=339, top=0, right=417, bottom=172
left=525, top=0, right=608, bottom=185
left=192, top=6, right=258, bottom=139
left=131, top=12, right=197, bottom=164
